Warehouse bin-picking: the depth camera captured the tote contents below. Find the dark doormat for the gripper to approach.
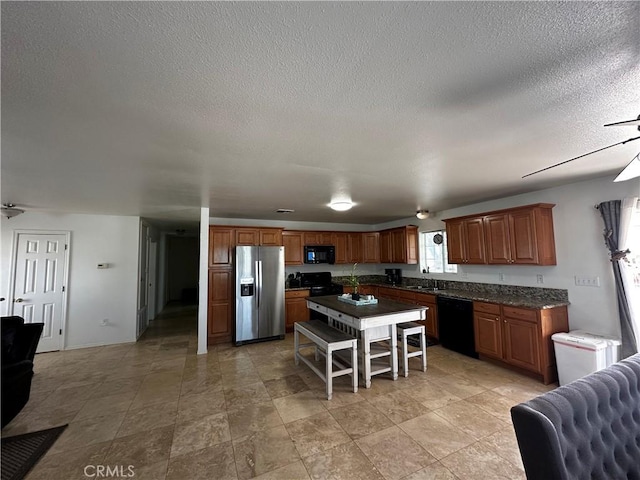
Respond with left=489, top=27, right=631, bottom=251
left=1, top=425, right=67, bottom=480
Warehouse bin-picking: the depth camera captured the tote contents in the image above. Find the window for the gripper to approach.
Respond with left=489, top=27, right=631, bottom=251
left=419, top=230, right=457, bottom=274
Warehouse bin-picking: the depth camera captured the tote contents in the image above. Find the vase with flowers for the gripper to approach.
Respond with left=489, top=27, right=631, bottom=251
left=348, top=263, right=360, bottom=300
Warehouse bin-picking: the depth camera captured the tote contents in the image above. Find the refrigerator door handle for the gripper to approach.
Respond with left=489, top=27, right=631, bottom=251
left=256, top=260, right=262, bottom=308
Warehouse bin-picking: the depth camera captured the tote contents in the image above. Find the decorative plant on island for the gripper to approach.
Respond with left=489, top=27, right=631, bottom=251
left=348, top=263, right=360, bottom=300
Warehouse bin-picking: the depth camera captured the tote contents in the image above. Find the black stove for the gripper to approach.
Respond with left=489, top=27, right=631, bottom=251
left=299, top=272, right=343, bottom=320
left=299, top=272, right=343, bottom=296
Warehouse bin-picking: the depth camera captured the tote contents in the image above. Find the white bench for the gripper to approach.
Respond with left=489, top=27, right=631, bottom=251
left=294, top=320, right=358, bottom=400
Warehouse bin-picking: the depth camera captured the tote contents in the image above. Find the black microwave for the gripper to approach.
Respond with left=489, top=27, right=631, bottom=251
left=304, top=245, right=335, bottom=264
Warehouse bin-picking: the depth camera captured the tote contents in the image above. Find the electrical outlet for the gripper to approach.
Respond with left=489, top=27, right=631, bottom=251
left=498, top=273, right=505, bottom=282
left=536, top=274, right=544, bottom=284
left=461, top=271, right=468, bottom=279
left=574, top=275, right=601, bottom=287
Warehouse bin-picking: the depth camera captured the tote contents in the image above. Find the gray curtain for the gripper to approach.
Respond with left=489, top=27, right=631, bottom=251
left=597, top=200, right=637, bottom=358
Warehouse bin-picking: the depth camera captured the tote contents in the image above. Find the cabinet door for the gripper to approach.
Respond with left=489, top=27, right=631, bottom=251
left=209, top=227, right=234, bottom=266
left=405, top=227, right=419, bottom=264
left=283, top=232, right=303, bottom=265
left=509, top=210, right=539, bottom=264
left=285, top=291, right=310, bottom=331
left=391, top=229, right=407, bottom=263
left=484, top=214, right=511, bottom=264
left=377, top=287, right=397, bottom=300
left=379, top=231, right=392, bottom=263
left=332, top=233, right=349, bottom=264
left=260, top=229, right=283, bottom=246
left=362, top=232, right=380, bottom=263
left=303, top=232, right=321, bottom=245
left=474, top=312, right=503, bottom=359
left=503, top=317, right=540, bottom=373
left=348, top=233, right=363, bottom=263
left=208, top=269, right=233, bottom=342
left=414, top=293, right=437, bottom=339
left=464, top=218, right=487, bottom=264
left=445, top=220, right=466, bottom=264
left=236, top=228, right=260, bottom=246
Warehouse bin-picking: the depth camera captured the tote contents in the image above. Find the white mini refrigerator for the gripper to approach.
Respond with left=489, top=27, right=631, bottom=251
left=552, top=331, right=622, bottom=386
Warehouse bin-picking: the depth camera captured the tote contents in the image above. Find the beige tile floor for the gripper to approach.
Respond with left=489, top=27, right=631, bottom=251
left=3, top=305, right=557, bottom=479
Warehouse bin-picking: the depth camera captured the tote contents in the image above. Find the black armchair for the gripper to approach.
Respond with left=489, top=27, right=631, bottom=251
left=1, top=316, right=44, bottom=428
left=511, top=353, right=640, bottom=480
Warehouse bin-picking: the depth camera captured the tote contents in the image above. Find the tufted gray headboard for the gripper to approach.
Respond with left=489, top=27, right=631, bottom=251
left=511, top=353, right=640, bottom=480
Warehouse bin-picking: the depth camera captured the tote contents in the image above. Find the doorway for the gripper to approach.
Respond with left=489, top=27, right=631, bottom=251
left=9, top=231, right=70, bottom=352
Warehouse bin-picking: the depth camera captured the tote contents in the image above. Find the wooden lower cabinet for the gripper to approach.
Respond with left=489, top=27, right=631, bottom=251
left=414, top=292, right=438, bottom=340
left=285, top=290, right=310, bottom=331
left=208, top=268, right=233, bottom=344
left=473, top=301, right=568, bottom=384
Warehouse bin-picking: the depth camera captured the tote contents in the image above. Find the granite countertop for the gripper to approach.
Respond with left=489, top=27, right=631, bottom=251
left=290, top=280, right=570, bottom=310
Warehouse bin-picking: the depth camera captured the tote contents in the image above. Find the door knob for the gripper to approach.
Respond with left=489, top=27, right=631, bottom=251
left=14, top=298, right=24, bottom=303
left=0, top=297, right=5, bottom=302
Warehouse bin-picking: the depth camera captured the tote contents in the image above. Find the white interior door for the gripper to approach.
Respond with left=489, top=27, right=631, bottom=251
left=11, top=233, right=68, bottom=352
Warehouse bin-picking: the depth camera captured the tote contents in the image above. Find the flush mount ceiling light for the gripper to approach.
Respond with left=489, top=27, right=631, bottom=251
left=1, top=203, right=25, bottom=219
left=416, top=210, right=430, bottom=220
left=329, top=201, right=353, bottom=212
left=614, top=153, right=640, bottom=182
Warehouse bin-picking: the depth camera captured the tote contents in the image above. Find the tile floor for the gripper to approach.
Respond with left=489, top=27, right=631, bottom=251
left=2, top=305, right=558, bottom=479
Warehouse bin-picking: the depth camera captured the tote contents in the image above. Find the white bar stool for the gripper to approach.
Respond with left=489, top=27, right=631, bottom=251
left=397, top=322, right=427, bottom=376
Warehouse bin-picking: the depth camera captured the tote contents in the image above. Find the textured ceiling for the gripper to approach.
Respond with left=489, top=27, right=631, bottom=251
left=2, top=2, right=639, bottom=225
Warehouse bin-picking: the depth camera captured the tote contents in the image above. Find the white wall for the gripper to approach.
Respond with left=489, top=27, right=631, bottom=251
left=1, top=212, right=140, bottom=349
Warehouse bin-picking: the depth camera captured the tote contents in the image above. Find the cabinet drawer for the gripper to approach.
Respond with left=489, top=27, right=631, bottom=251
left=326, top=308, right=358, bottom=330
left=307, top=301, right=328, bottom=315
left=502, top=306, right=537, bottom=322
left=474, top=302, right=501, bottom=315
left=414, top=292, right=437, bottom=303
left=395, top=290, right=416, bottom=302
left=285, top=289, right=309, bottom=299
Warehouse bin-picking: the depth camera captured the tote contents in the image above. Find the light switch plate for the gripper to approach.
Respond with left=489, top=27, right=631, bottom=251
left=574, top=275, right=600, bottom=287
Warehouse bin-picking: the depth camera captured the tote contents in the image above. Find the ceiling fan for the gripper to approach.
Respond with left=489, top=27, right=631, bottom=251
left=523, top=114, right=640, bottom=182
left=1, top=203, right=25, bottom=219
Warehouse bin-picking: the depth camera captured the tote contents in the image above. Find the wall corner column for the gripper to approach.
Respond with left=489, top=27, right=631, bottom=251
left=197, top=207, right=209, bottom=355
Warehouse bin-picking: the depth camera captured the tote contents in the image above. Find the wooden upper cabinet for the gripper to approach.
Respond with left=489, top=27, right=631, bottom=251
left=332, top=233, right=349, bottom=264
left=348, top=233, right=364, bottom=263
left=362, top=232, right=380, bottom=263
left=259, top=228, right=283, bottom=246
left=303, top=232, right=333, bottom=245
left=236, top=228, right=283, bottom=246
left=282, top=231, right=304, bottom=265
left=209, top=227, right=234, bottom=266
left=379, top=226, right=419, bottom=264
left=445, top=219, right=486, bottom=264
left=235, top=228, right=260, bottom=246
left=484, top=214, right=511, bottom=264
left=379, top=230, right=392, bottom=263
left=446, top=203, right=556, bottom=266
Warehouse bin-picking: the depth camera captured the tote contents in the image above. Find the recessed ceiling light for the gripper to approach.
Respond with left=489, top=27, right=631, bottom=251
left=276, top=208, right=295, bottom=213
left=329, top=201, right=353, bottom=212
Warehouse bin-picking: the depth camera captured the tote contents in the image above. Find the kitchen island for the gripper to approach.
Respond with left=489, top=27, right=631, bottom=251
left=306, top=295, right=427, bottom=388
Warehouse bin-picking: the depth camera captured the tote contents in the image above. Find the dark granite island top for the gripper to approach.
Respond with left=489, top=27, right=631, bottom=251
left=307, top=295, right=427, bottom=323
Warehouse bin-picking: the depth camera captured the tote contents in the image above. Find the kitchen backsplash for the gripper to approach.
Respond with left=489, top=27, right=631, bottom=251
left=332, top=275, right=569, bottom=303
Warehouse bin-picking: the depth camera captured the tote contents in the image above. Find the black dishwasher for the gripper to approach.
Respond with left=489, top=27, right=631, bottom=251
left=437, top=296, right=478, bottom=359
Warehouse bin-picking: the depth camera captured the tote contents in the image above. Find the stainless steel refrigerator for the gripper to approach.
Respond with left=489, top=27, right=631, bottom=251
left=235, top=246, right=285, bottom=346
